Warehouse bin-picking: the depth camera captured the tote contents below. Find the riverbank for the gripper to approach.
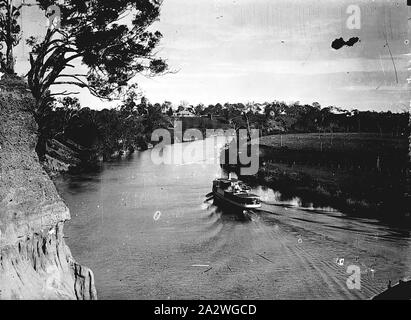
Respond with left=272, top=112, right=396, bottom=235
left=56, top=136, right=411, bottom=299
left=227, top=133, right=410, bottom=224
left=0, top=75, right=97, bottom=299
left=43, top=116, right=231, bottom=176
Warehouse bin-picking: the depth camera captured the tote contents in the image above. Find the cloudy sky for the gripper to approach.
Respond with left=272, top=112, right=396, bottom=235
left=14, top=0, right=410, bottom=111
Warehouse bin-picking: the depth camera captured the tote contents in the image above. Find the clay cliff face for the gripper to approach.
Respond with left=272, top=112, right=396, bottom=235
left=0, top=76, right=97, bottom=300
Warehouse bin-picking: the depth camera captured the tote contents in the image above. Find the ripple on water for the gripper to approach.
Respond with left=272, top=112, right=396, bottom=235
left=60, top=142, right=411, bottom=299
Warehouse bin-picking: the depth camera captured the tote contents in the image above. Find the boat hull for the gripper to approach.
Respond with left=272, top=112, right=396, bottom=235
left=213, top=191, right=261, bottom=210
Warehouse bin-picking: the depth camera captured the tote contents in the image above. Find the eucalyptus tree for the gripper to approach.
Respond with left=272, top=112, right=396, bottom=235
left=0, top=0, right=22, bottom=74
left=27, top=0, right=168, bottom=116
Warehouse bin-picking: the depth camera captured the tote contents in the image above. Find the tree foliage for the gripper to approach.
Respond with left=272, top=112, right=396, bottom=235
left=45, top=93, right=172, bottom=161
left=0, top=0, right=21, bottom=74
left=187, top=101, right=409, bottom=137
left=28, top=0, right=168, bottom=114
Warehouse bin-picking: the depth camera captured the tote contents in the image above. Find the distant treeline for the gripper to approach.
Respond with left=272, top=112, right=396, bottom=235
left=39, top=97, right=409, bottom=166
left=189, top=101, right=409, bottom=137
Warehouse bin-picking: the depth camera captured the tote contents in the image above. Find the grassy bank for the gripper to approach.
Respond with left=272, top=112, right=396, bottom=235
left=231, top=133, right=410, bottom=223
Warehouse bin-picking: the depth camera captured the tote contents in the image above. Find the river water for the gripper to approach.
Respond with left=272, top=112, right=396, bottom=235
left=54, top=138, right=411, bottom=299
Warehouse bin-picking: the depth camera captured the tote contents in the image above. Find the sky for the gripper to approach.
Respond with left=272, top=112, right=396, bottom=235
left=12, top=0, right=411, bottom=111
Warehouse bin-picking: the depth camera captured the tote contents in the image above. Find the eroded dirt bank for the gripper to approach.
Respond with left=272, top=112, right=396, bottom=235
left=0, top=76, right=97, bottom=300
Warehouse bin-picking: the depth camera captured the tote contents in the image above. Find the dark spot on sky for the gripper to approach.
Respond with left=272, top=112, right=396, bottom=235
left=331, top=37, right=360, bottom=50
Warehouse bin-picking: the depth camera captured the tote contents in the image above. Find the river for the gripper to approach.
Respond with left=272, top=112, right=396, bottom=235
left=54, top=138, right=411, bottom=299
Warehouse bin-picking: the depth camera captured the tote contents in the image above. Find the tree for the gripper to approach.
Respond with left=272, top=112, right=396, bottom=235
left=266, top=118, right=285, bottom=133
left=142, top=101, right=170, bottom=136
left=352, top=109, right=361, bottom=132
left=312, top=102, right=321, bottom=110
left=0, top=0, right=22, bottom=74
left=186, top=104, right=194, bottom=114
left=121, top=84, right=141, bottom=114
left=60, top=96, right=81, bottom=110
left=94, top=108, right=122, bottom=159
left=161, top=100, right=172, bottom=113
left=27, top=0, right=168, bottom=115
left=177, top=104, right=185, bottom=112
left=119, top=93, right=144, bottom=152
left=35, top=96, right=82, bottom=158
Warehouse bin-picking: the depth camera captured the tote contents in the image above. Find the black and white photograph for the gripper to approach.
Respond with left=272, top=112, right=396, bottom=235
left=0, top=0, right=410, bottom=306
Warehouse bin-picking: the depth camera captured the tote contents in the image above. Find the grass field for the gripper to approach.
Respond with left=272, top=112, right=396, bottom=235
left=257, top=133, right=408, bottom=173
left=258, top=133, right=408, bottom=154
left=234, top=132, right=410, bottom=224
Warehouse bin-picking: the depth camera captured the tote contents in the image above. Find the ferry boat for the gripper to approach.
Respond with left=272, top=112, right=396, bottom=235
left=212, top=177, right=261, bottom=210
